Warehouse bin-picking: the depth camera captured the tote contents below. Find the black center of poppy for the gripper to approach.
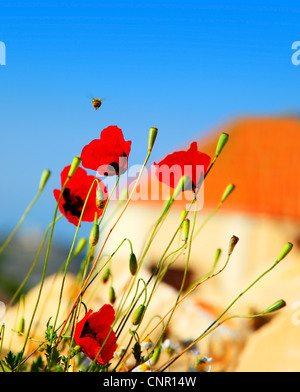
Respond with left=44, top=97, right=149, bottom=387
left=103, top=152, right=128, bottom=176
left=80, top=320, right=97, bottom=339
left=62, top=188, right=84, bottom=218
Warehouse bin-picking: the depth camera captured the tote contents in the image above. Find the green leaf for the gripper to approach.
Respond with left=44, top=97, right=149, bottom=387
left=5, top=351, right=22, bottom=371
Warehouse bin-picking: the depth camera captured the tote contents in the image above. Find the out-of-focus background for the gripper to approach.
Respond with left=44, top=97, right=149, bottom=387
left=1, top=1, right=300, bottom=372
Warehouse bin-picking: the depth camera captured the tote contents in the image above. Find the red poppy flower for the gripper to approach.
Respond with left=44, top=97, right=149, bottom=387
left=81, top=126, right=132, bottom=176
left=53, top=165, right=108, bottom=226
left=74, top=304, right=117, bottom=365
left=154, top=142, right=211, bottom=191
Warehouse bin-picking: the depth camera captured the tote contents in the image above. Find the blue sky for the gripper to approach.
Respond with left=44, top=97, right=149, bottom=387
left=1, top=1, right=300, bottom=244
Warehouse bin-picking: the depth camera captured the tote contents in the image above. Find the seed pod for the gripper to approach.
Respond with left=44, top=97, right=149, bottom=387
left=129, top=253, right=138, bottom=275
left=131, top=304, right=146, bottom=325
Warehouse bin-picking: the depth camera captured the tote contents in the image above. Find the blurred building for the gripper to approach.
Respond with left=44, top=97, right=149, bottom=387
left=104, top=115, right=300, bottom=304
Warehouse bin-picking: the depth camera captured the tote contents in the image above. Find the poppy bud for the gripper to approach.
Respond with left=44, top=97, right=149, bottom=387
left=148, top=127, right=158, bottom=152
left=275, top=242, right=293, bottom=264
left=183, top=219, right=190, bottom=241
left=96, top=183, right=106, bottom=210
left=173, top=175, right=191, bottom=199
left=129, top=252, right=138, bottom=276
left=108, top=286, right=116, bottom=304
left=228, top=235, right=239, bottom=256
left=221, top=183, right=235, bottom=203
left=215, top=132, right=229, bottom=158
left=89, top=223, right=100, bottom=247
left=70, top=345, right=81, bottom=357
left=68, top=156, right=82, bottom=178
left=181, top=209, right=187, bottom=221
left=151, top=345, right=161, bottom=366
left=17, top=317, right=25, bottom=335
left=39, top=169, right=51, bottom=192
left=261, top=299, right=286, bottom=315
left=132, top=304, right=146, bottom=325
left=73, top=238, right=87, bottom=258
left=102, top=268, right=111, bottom=283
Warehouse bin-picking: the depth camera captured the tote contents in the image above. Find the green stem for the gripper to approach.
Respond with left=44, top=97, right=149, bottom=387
left=158, top=258, right=284, bottom=371
left=52, top=178, right=100, bottom=333
left=55, top=151, right=151, bottom=346
left=0, top=190, right=42, bottom=256
left=17, top=176, right=70, bottom=369
left=160, top=199, right=198, bottom=335
left=7, top=215, right=63, bottom=308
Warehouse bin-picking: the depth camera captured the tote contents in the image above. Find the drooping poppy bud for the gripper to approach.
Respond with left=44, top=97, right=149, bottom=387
left=102, top=268, right=111, bottom=283
left=151, top=345, right=161, bottom=366
left=108, top=286, right=116, bottom=304
left=132, top=304, right=146, bottom=325
left=129, top=253, right=138, bottom=276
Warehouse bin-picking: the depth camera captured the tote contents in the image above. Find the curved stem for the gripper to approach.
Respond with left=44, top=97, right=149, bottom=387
left=157, top=258, right=283, bottom=371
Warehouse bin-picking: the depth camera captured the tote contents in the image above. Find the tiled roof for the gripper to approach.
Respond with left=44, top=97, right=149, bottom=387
left=135, top=116, right=300, bottom=219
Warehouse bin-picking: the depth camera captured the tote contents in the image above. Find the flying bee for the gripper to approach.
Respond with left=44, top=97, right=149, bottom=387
left=92, top=97, right=102, bottom=110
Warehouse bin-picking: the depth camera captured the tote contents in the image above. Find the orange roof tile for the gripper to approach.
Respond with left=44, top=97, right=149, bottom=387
left=134, top=116, right=300, bottom=219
